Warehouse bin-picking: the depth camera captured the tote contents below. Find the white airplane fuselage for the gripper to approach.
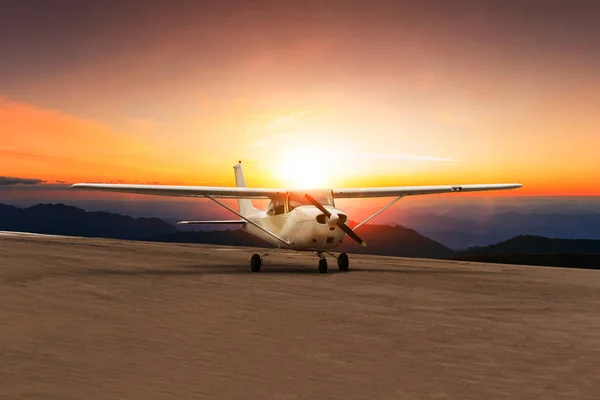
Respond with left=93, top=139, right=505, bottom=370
left=245, top=205, right=348, bottom=251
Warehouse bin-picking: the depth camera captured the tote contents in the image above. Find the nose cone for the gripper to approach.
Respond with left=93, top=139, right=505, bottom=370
left=327, top=212, right=339, bottom=225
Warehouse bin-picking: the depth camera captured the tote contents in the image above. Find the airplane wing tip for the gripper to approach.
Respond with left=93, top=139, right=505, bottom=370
left=70, top=183, right=91, bottom=189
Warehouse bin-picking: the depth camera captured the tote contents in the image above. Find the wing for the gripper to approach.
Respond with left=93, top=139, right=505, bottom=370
left=72, top=182, right=522, bottom=199
left=70, top=183, right=286, bottom=199
left=332, top=183, right=522, bottom=198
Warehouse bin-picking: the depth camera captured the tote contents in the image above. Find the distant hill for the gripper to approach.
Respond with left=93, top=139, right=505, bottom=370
left=423, top=230, right=507, bottom=251
left=457, top=235, right=600, bottom=270
left=464, top=235, right=600, bottom=255
left=0, top=203, right=176, bottom=240
left=336, top=224, right=455, bottom=259
left=406, top=212, right=600, bottom=249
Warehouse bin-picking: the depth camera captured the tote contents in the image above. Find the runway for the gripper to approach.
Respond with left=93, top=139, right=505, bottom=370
left=0, top=230, right=78, bottom=238
left=1, top=233, right=599, bottom=399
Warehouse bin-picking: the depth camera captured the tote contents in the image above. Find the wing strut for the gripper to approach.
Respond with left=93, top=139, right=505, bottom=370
left=177, top=220, right=246, bottom=225
left=352, top=196, right=404, bottom=232
left=205, top=195, right=291, bottom=247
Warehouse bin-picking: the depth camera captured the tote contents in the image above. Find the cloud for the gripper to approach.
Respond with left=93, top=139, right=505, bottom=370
left=437, top=109, right=483, bottom=128
left=0, top=98, right=165, bottom=182
left=343, top=154, right=457, bottom=163
left=253, top=111, right=313, bottom=147
left=265, top=110, right=312, bottom=131
left=253, top=132, right=282, bottom=148
left=0, top=176, right=46, bottom=185
left=0, top=148, right=68, bottom=164
left=0, top=98, right=141, bottom=155
left=122, top=116, right=158, bottom=140
left=0, top=183, right=71, bottom=191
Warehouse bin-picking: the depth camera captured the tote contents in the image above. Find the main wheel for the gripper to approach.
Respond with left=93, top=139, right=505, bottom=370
left=250, top=253, right=262, bottom=272
left=318, top=257, right=328, bottom=274
left=337, top=253, right=349, bottom=271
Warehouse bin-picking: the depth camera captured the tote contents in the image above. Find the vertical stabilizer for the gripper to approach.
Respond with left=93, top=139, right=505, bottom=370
left=233, top=161, right=256, bottom=216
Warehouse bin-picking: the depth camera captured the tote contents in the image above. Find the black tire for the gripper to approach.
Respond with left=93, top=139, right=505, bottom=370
left=250, top=254, right=262, bottom=272
left=318, top=258, right=328, bottom=274
left=338, top=253, right=349, bottom=271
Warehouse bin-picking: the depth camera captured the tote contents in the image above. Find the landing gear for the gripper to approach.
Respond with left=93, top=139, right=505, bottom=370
left=337, top=253, right=349, bottom=272
left=250, top=253, right=262, bottom=272
left=250, top=249, right=347, bottom=274
left=315, top=251, right=349, bottom=273
left=249, top=247, right=282, bottom=272
left=318, top=257, right=328, bottom=274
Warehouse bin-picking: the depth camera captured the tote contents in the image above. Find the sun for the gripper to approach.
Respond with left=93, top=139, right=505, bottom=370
left=274, top=147, right=331, bottom=189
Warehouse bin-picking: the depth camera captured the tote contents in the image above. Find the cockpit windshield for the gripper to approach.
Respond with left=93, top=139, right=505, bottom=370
left=287, top=190, right=334, bottom=211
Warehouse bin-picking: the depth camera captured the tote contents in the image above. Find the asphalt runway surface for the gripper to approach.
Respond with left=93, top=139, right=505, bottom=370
left=1, top=233, right=599, bottom=399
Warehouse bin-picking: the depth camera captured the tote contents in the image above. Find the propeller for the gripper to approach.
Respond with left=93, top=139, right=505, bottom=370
left=304, top=193, right=367, bottom=247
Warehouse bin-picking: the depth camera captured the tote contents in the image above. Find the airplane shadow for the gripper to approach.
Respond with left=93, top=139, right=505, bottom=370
left=81, top=264, right=495, bottom=277
left=83, top=264, right=327, bottom=277
left=351, top=267, right=495, bottom=275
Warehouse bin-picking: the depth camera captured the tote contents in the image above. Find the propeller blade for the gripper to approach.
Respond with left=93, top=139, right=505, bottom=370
left=337, top=222, right=367, bottom=247
left=305, top=193, right=367, bottom=247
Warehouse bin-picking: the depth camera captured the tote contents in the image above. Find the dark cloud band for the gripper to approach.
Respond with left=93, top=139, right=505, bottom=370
left=0, top=176, right=46, bottom=186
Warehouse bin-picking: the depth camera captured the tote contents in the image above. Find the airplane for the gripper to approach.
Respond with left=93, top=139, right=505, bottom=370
left=71, top=162, right=521, bottom=273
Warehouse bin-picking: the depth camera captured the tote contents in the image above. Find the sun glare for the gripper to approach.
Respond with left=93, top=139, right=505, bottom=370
left=274, top=147, right=332, bottom=189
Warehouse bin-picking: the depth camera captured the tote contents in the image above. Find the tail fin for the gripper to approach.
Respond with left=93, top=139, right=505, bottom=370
left=233, top=161, right=256, bottom=216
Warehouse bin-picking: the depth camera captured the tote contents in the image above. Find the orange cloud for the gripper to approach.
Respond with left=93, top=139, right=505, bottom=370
left=0, top=98, right=139, bottom=153
left=0, top=100, right=123, bottom=168
left=0, top=98, right=264, bottom=187
left=0, top=98, right=172, bottom=183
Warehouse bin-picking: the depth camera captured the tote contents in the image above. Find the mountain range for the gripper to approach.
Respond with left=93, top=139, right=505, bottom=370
left=7, top=198, right=600, bottom=249
left=398, top=211, right=600, bottom=249
left=0, top=203, right=176, bottom=240
left=1, top=203, right=599, bottom=269
left=465, top=235, right=600, bottom=255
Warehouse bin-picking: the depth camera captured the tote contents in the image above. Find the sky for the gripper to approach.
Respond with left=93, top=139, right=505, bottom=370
left=1, top=0, right=599, bottom=198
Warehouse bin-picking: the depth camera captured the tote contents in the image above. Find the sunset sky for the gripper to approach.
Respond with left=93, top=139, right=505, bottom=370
left=1, top=0, right=599, bottom=196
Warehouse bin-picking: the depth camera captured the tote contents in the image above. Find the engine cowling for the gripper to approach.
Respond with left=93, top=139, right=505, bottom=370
left=316, top=213, right=347, bottom=225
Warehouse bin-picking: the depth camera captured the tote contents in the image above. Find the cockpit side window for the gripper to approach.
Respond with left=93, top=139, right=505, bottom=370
left=274, top=200, right=286, bottom=215
left=267, top=200, right=286, bottom=215
left=266, top=201, right=275, bottom=216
